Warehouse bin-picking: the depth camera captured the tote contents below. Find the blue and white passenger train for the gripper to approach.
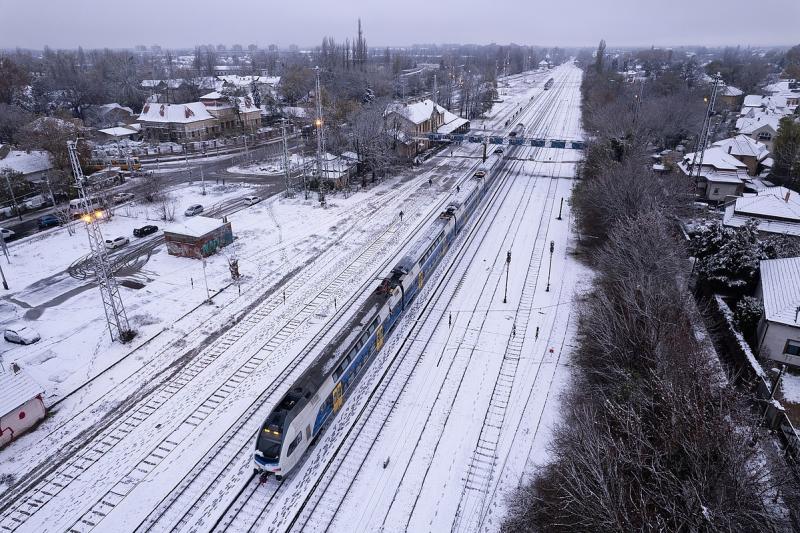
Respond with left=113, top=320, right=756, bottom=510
left=254, top=151, right=505, bottom=478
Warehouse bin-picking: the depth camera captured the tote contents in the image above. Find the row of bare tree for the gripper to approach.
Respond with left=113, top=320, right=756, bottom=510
left=503, top=63, right=792, bottom=531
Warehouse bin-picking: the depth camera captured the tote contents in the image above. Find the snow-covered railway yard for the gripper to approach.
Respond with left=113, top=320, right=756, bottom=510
left=0, top=63, right=587, bottom=533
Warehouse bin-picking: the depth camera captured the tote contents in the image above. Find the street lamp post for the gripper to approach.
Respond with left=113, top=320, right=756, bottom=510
left=503, top=250, right=511, bottom=303
left=546, top=240, right=554, bottom=292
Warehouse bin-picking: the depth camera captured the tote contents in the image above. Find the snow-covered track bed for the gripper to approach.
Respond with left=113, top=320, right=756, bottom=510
left=0, top=155, right=478, bottom=533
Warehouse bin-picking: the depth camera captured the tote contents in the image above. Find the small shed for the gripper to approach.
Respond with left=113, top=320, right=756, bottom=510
left=0, top=366, right=46, bottom=448
left=164, top=216, right=233, bottom=259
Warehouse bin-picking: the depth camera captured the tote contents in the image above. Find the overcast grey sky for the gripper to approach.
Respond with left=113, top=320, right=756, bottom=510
left=1, top=0, right=798, bottom=50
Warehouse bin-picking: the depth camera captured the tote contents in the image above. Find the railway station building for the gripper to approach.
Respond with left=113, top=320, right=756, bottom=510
left=164, top=216, right=234, bottom=259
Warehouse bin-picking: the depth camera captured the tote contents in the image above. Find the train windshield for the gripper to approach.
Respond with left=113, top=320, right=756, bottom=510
left=256, top=426, right=282, bottom=460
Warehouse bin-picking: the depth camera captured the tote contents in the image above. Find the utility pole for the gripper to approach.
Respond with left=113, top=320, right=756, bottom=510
left=281, top=118, right=293, bottom=196
left=68, top=139, right=132, bottom=343
left=200, top=147, right=206, bottom=195
left=2, top=171, right=22, bottom=221
left=556, top=197, right=564, bottom=220
left=503, top=250, right=511, bottom=303
left=314, top=66, right=326, bottom=206
left=546, top=240, right=554, bottom=292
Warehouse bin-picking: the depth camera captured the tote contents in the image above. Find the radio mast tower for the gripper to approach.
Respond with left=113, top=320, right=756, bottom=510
left=314, top=66, right=326, bottom=206
left=68, top=140, right=132, bottom=342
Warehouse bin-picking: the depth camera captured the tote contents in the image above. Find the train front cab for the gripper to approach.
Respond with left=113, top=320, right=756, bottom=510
left=254, top=390, right=303, bottom=476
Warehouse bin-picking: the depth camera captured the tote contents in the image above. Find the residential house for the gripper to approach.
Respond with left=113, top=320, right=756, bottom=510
left=719, top=84, right=744, bottom=107
left=0, top=366, right=46, bottom=448
left=0, top=148, right=53, bottom=185
left=756, top=257, right=800, bottom=367
left=736, top=114, right=781, bottom=151
left=678, top=146, right=748, bottom=202
left=199, top=92, right=261, bottom=133
left=723, top=186, right=800, bottom=237
left=97, top=126, right=140, bottom=142
left=763, top=79, right=800, bottom=112
left=138, top=102, right=217, bottom=142
left=711, top=135, right=770, bottom=176
left=83, top=103, right=136, bottom=128
left=384, top=99, right=470, bottom=158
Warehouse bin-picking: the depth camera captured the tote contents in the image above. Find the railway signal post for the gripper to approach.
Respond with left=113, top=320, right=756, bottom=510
left=503, top=250, right=511, bottom=303
left=546, top=241, right=554, bottom=292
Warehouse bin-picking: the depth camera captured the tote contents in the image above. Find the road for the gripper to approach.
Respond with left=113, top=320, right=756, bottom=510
left=0, top=136, right=302, bottom=242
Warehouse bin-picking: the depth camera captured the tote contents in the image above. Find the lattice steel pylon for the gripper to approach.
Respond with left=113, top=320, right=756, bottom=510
left=688, top=73, right=722, bottom=188
left=68, top=140, right=132, bottom=342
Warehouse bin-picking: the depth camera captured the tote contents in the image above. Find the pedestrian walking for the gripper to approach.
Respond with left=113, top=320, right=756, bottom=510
left=456, top=185, right=460, bottom=193
left=429, top=177, right=433, bottom=187
left=283, top=291, right=286, bottom=304
left=449, top=313, right=452, bottom=328
left=512, top=322, right=516, bottom=337
left=535, top=326, right=539, bottom=340
left=191, top=277, right=194, bottom=288
left=399, top=210, right=404, bottom=222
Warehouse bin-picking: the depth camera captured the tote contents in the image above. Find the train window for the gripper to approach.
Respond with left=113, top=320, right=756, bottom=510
left=287, top=433, right=302, bottom=456
left=333, top=367, right=342, bottom=381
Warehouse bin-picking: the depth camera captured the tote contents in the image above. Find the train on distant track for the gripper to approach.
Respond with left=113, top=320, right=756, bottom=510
left=544, top=78, right=554, bottom=90
left=254, top=150, right=505, bottom=479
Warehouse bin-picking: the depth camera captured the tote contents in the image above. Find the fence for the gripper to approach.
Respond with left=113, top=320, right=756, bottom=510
left=705, top=291, right=800, bottom=463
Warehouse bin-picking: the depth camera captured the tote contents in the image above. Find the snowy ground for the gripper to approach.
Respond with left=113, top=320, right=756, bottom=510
left=0, top=64, right=586, bottom=533
left=228, top=154, right=311, bottom=176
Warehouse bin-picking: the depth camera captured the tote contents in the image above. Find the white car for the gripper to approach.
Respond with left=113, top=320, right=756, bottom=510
left=112, top=192, right=135, bottom=204
left=185, top=204, right=204, bottom=216
left=0, top=227, right=14, bottom=241
left=4, top=326, right=41, bottom=345
left=105, top=236, right=130, bottom=250
left=244, top=195, right=260, bottom=206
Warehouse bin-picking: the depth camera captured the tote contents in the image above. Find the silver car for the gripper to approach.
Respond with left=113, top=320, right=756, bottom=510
left=185, top=204, right=204, bottom=216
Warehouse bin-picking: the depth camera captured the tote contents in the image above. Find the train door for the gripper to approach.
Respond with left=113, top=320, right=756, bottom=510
left=376, top=324, right=384, bottom=351
left=332, top=382, right=344, bottom=413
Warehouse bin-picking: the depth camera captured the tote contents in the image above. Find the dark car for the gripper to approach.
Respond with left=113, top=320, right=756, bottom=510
left=37, top=214, right=61, bottom=229
left=133, top=225, right=158, bottom=238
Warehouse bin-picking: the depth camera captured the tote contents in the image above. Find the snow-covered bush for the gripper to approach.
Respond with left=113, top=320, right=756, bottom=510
left=690, top=220, right=763, bottom=294
left=734, top=295, right=764, bottom=343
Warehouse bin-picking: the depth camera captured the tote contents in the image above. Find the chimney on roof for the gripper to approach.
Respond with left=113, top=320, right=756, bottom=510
left=786, top=190, right=791, bottom=203
left=727, top=146, right=732, bottom=154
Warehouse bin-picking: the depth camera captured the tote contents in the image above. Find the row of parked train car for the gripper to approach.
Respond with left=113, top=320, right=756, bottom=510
left=255, top=149, right=507, bottom=478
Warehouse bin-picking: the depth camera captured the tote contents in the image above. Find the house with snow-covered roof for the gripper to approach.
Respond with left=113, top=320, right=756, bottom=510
left=138, top=102, right=216, bottom=142
left=756, top=256, right=800, bottom=367
left=719, top=84, right=743, bottom=106
left=384, top=99, right=469, bottom=158
left=679, top=146, right=748, bottom=202
left=199, top=93, right=262, bottom=133
left=723, top=186, right=800, bottom=238
left=736, top=114, right=782, bottom=151
left=0, top=366, right=46, bottom=448
left=711, top=135, right=770, bottom=176
left=0, top=149, right=53, bottom=185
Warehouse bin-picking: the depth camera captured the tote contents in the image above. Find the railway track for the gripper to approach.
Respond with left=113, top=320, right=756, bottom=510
left=268, top=75, right=572, bottom=533
left=0, top=152, right=480, bottom=533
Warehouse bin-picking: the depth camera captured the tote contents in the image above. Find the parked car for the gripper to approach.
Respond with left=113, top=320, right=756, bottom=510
left=494, top=148, right=504, bottom=155
left=112, top=192, right=135, bottom=204
left=244, top=195, right=260, bottom=206
left=22, top=195, right=51, bottom=210
left=184, top=204, right=204, bottom=217
left=37, top=214, right=61, bottom=229
left=133, top=225, right=158, bottom=238
left=474, top=170, right=486, bottom=178
left=0, top=227, right=14, bottom=241
left=105, top=236, right=129, bottom=250
left=4, top=325, right=41, bottom=345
